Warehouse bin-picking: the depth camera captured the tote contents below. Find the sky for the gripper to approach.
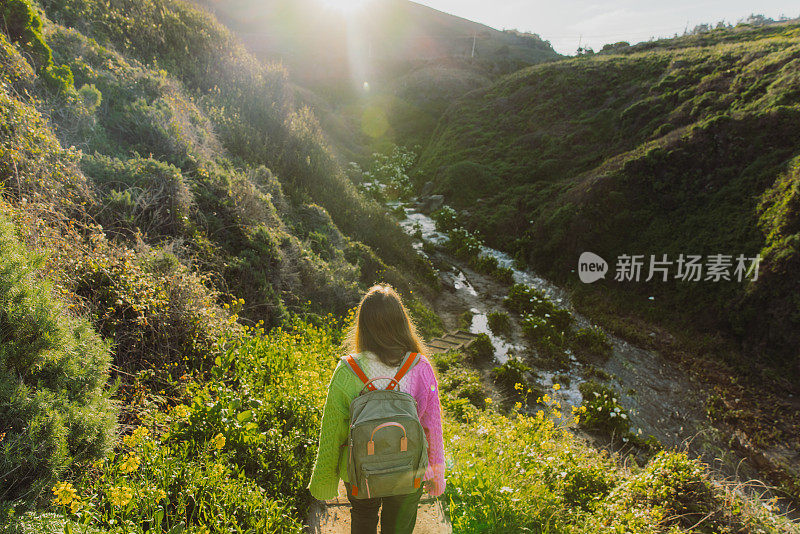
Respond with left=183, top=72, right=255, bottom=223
left=411, top=0, right=800, bottom=55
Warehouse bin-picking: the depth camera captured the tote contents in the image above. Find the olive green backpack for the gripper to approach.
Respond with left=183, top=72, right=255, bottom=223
left=343, top=352, right=428, bottom=499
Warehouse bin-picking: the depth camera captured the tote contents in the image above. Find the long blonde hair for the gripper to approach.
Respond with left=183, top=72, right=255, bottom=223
left=345, top=284, right=427, bottom=366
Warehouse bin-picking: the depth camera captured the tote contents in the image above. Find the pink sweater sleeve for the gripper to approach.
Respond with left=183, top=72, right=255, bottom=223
left=413, top=357, right=446, bottom=496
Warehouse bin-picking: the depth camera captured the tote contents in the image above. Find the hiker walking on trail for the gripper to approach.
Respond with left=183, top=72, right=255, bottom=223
left=309, top=284, right=446, bottom=534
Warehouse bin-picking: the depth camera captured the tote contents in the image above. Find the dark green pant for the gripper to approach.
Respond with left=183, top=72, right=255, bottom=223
left=345, top=482, right=423, bottom=534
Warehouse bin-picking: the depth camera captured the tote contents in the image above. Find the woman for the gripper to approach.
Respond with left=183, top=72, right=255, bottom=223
left=309, top=284, right=445, bottom=534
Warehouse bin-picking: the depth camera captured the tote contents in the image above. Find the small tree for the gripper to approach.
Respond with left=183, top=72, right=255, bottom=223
left=0, top=216, right=116, bottom=504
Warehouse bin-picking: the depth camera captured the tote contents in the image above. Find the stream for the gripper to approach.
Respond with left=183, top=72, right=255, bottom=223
left=394, top=202, right=758, bottom=481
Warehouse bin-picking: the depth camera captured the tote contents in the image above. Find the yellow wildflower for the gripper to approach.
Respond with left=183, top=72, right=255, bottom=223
left=123, top=426, right=149, bottom=448
left=514, top=382, right=524, bottom=391
left=542, top=394, right=551, bottom=404
left=513, top=402, right=523, bottom=411
left=107, top=485, right=133, bottom=507
left=211, top=463, right=226, bottom=477
left=69, top=496, right=82, bottom=513
left=119, top=454, right=141, bottom=474
left=211, top=433, right=226, bottom=450
left=552, top=384, right=561, bottom=391
left=484, top=397, right=493, bottom=405
left=52, top=481, right=77, bottom=506
left=172, top=404, right=190, bottom=419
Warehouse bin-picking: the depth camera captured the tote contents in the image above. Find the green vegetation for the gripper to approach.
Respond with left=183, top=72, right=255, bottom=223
left=503, top=284, right=612, bottom=368
left=417, top=21, right=800, bottom=371
left=430, top=206, right=517, bottom=283
left=572, top=326, right=614, bottom=363
left=577, top=381, right=632, bottom=439
left=4, top=319, right=340, bottom=532
left=466, top=332, right=494, bottom=361
left=434, top=348, right=791, bottom=533
left=1, top=0, right=75, bottom=93
left=491, top=358, right=540, bottom=405
left=0, top=0, right=439, bottom=519
left=0, top=217, right=115, bottom=503
left=487, top=310, right=512, bottom=336
left=353, top=146, right=417, bottom=203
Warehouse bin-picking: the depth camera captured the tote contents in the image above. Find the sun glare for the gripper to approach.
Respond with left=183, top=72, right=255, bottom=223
left=319, top=0, right=370, bottom=13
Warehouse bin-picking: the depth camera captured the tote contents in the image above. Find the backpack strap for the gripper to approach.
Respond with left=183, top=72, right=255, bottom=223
left=387, top=352, right=420, bottom=391
left=343, top=354, right=376, bottom=391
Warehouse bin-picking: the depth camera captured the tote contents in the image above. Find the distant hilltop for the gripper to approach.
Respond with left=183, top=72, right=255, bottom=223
left=192, top=0, right=560, bottom=83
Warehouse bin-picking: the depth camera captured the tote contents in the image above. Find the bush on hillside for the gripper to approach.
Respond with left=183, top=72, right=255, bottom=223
left=571, top=325, right=613, bottom=362
left=436, top=161, right=498, bottom=206
left=0, top=216, right=116, bottom=503
left=1, top=0, right=74, bottom=94
left=466, top=333, right=494, bottom=361
left=491, top=358, right=540, bottom=404
left=82, top=154, right=193, bottom=239
left=486, top=311, right=510, bottom=337
left=578, top=380, right=631, bottom=438
left=66, top=240, right=237, bottom=375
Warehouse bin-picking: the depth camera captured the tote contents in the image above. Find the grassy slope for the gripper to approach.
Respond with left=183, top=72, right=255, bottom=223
left=0, top=0, right=439, bottom=507
left=416, top=22, right=800, bottom=369
left=191, top=0, right=562, bottom=158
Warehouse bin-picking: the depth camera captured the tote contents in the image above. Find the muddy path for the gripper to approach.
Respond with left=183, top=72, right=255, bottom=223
left=396, top=204, right=768, bottom=487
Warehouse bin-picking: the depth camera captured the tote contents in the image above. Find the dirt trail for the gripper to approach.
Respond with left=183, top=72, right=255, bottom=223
left=306, top=481, right=451, bottom=533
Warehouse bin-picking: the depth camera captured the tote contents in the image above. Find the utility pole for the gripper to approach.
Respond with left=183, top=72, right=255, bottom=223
left=471, top=32, right=476, bottom=58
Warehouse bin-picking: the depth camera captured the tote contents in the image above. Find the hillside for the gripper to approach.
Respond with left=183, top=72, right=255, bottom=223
left=192, top=0, right=561, bottom=156
left=416, top=21, right=800, bottom=371
left=193, top=0, right=559, bottom=86
left=0, top=0, right=438, bottom=505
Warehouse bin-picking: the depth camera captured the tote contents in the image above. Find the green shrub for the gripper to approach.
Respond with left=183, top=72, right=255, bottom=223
left=578, top=380, right=631, bottom=438
left=457, top=309, right=474, bottom=330
left=570, top=325, right=613, bottom=362
left=491, top=265, right=515, bottom=284
left=623, top=451, right=720, bottom=530
left=557, top=462, right=614, bottom=511
left=0, top=0, right=74, bottom=94
left=0, top=217, right=116, bottom=503
left=466, top=332, right=494, bottom=361
left=504, top=284, right=568, bottom=325
left=491, top=358, right=540, bottom=405
left=487, top=311, right=511, bottom=337
left=445, top=227, right=482, bottom=259
left=68, top=242, right=236, bottom=376
left=439, top=366, right=487, bottom=409
left=521, top=314, right=565, bottom=346
left=77, top=83, right=102, bottom=112
left=82, top=154, right=194, bottom=239
left=356, top=146, right=416, bottom=201
left=429, top=350, right=463, bottom=374
left=406, top=296, right=444, bottom=340
left=431, top=205, right=459, bottom=232
left=470, top=253, right=496, bottom=272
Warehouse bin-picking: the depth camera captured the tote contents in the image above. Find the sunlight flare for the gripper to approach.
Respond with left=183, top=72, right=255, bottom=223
left=319, top=0, right=370, bottom=13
